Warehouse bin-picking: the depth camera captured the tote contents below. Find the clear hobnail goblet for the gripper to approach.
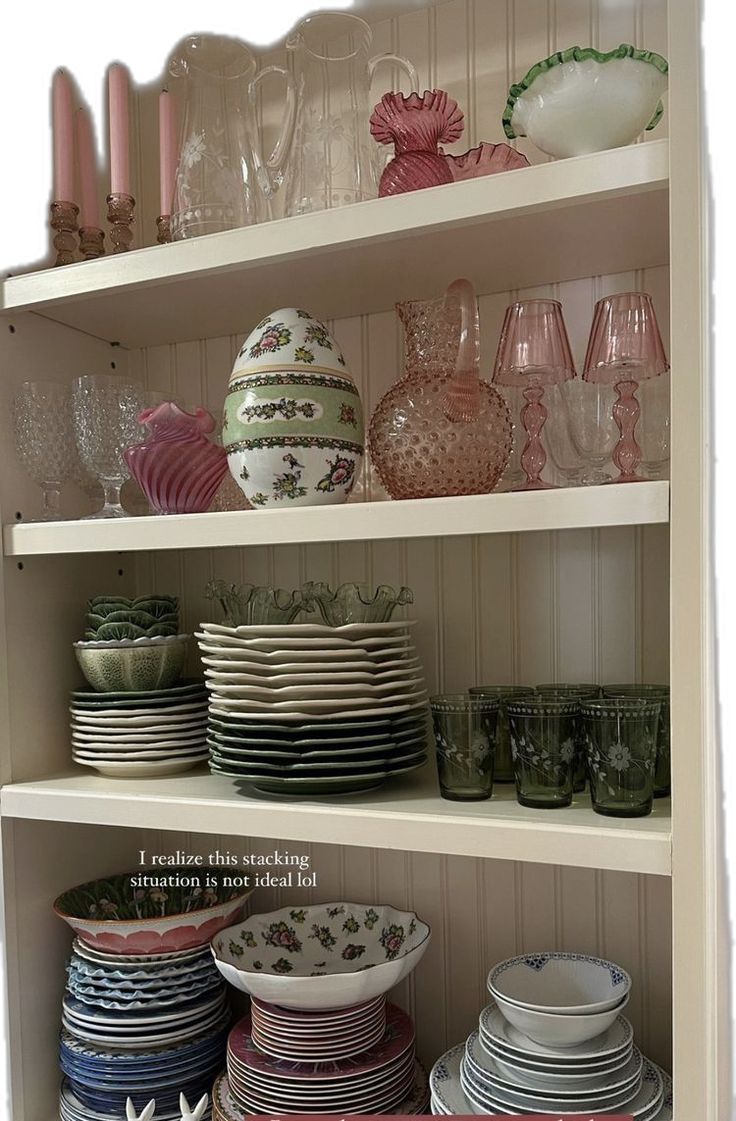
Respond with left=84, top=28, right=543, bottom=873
left=561, top=379, right=617, bottom=485
left=72, top=375, right=149, bottom=519
left=12, top=380, right=76, bottom=521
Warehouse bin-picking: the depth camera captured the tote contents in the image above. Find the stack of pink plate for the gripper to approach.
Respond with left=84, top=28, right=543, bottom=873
left=223, top=1003, right=429, bottom=1115
left=250, top=995, right=387, bottom=1062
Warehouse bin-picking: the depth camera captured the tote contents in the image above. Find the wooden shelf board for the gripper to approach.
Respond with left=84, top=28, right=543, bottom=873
left=0, top=767, right=672, bottom=875
left=0, top=142, right=669, bottom=348
left=3, top=482, right=669, bottom=557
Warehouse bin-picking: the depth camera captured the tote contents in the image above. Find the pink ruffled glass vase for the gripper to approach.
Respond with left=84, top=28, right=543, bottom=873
left=368, top=278, right=513, bottom=499
left=370, top=89, right=464, bottom=196
left=124, top=403, right=228, bottom=514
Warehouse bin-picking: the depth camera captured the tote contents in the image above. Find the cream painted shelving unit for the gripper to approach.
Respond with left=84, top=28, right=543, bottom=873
left=0, top=0, right=726, bottom=1118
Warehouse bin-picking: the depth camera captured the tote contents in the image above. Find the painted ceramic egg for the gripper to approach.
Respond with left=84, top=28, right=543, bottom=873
left=223, top=308, right=364, bottom=509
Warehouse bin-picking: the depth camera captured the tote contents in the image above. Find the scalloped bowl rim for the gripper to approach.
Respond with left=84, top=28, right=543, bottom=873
left=74, top=634, right=191, bottom=649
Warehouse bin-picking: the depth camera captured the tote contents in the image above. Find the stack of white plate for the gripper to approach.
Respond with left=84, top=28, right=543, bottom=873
left=196, top=622, right=429, bottom=795
left=69, top=680, right=208, bottom=777
left=429, top=1038, right=672, bottom=1119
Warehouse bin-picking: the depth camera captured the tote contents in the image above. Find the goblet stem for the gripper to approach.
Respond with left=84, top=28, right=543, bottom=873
left=611, top=378, right=643, bottom=483
left=84, top=478, right=127, bottom=519
left=517, top=386, right=556, bottom=491
left=41, top=484, right=62, bottom=521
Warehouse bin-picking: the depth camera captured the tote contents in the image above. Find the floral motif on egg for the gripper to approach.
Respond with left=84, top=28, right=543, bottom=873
left=316, top=455, right=356, bottom=493
left=304, top=322, right=332, bottom=349
left=248, top=323, right=292, bottom=359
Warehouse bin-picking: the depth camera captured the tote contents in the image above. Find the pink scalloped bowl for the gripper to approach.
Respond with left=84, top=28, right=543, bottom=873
left=54, top=877, right=254, bottom=955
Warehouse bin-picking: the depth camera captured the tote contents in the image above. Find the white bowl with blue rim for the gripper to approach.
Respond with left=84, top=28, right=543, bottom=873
left=490, top=990, right=630, bottom=1047
left=488, top=952, right=631, bottom=1015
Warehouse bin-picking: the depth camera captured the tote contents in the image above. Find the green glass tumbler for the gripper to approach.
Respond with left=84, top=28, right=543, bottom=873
left=602, top=684, right=670, bottom=797
left=507, top=696, right=578, bottom=809
left=430, top=694, right=499, bottom=801
left=535, top=684, right=600, bottom=793
left=469, top=685, right=535, bottom=781
left=581, top=697, right=661, bottom=817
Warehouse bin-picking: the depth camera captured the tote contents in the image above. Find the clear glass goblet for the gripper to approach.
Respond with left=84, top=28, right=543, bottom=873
left=72, top=375, right=148, bottom=519
left=561, top=379, right=618, bottom=485
left=544, top=383, right=584, bottom=487
left=638, top=370, right=671, bottom=479
left=12, top=380, right=75, bottom=521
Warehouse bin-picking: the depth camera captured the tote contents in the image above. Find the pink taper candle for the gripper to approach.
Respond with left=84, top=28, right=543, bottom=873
left=108, top=63, right=131, bottom=195
left=159, top=89, right=177, bottom=215
left=76, top=108, right=100, bottom=227
left=52, top=69, right=75, bottom=201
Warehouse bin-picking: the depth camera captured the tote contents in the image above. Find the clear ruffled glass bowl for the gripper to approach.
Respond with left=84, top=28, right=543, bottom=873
left=205, top=579, right=310, bottom=626
left=302, top=581, right=414, bottom=625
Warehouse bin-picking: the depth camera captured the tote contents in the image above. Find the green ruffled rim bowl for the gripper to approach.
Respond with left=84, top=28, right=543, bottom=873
left=503, top=43, right=669, bottom=141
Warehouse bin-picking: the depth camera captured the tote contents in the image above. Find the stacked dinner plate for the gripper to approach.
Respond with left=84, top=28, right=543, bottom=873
left=196, top=621, right=429, bottom=796
left=70, top=680, right=208, bottom=777
left=222, top=1003, right=429, bottom=1116
left=59, top=942, right=227, bottom=1121
left=249, top=995, right=388, bottom=1061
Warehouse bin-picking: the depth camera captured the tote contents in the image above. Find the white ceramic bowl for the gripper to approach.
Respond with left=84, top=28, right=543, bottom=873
left=492, top=992, right=630, bottom=1047
left=503, top=44, right=668, bottom=159
left=211, top=901, right=430, bottom=1010
left=488, top=952, right=631, bottom=1014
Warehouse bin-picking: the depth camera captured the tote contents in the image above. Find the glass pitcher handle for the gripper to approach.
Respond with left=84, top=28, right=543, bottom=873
left=248, top=65, right=298, bottom=196
left=367, top=53, right=419, bottom=93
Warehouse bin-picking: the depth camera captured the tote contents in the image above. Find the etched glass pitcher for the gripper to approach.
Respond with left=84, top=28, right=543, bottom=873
left=283, top=13, right=418, bottom=216
left=169, top=35, right=296, bottom=238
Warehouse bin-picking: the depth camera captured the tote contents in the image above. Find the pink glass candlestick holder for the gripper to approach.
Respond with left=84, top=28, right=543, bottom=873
left=124, top=402, right=228, bottom=514
left=370, top=89, right=464, bottom=196
left=107, top=193, right=135, bottom=253
left=583, top=291, right=669, bottom=483
left=50, top=201, right=79, bottom=266
left=492, top=299, right=577, bottom=490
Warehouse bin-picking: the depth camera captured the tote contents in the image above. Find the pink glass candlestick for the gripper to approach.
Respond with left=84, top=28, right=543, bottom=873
left=159, top=89, right=177, bottom=218
left=52, top=69, right=75, bottom=202
left=108, top=64, right=131, bottom=196
left=124, top=402, right=228, bottom=514
left=492, top=299, right=577, bottom=490
left=583, top=291, right=669, bottom=483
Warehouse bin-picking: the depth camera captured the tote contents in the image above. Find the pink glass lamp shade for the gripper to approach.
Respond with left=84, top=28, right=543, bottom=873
left=492, top=299, right=577, bottom=490
left=583, top=291, right=669, bottom=483
left=124, top=402, right=228, bottom=514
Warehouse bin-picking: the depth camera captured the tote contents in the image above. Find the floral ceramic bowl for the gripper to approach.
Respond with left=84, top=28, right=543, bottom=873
left=223, top=308, right=364, bottom=509
left=503, top=44, right=668, bottom=159
left=74, top=634, right=189, bottom=693
left=54, top=870, right=254, bottom=955
left=211, top=902, right=430, bottom=1010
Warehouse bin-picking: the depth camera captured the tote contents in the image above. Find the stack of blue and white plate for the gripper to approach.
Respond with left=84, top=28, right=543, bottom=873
left=59, top=941, right=228, bottom=1121
left=430, top=952, right=672, bottom=1119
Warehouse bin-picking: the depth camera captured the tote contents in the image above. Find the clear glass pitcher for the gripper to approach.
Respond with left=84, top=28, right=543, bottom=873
left=284, top=13, right=418, bottom=216
left=169, top=35, right=296, bottom=239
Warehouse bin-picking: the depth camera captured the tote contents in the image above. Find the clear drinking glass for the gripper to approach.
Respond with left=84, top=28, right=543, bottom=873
left=12, top=381, right=75, bottom=521
left=638, top=371, right=671, bottom=479
left=430, top=694, right=499, bottom=801
left=561, top=379, right=617, bottom=485
left=469, top=686, right=535, bottom=782
left=284, top=13, right=418, bottom=216
left=72, top=375, right=149, bottom=519
left=581, top=697, right=661, bottom=817
left=602, top=684, right=670, bottom=798
left=492, top=299, right=577, bottom=490
left=544, top=383, right=584, bottom=486
left=507, top=697, right=578, bottom=808
left=535, top=685, right=599, bottom=793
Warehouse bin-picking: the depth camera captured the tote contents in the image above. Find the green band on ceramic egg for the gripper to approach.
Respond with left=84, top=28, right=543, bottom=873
left=225, top=436, right=364, bottom=454
left=224, top=381, right=364, bottom=444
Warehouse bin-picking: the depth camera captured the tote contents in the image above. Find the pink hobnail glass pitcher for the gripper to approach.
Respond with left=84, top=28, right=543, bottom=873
left=368, top=279, right=512, bottom=499
left=125, top=403, right=228, bottom=514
